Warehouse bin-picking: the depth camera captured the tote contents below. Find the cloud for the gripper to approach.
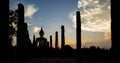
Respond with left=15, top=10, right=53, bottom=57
left=85, top=42, right=94, bottom=45
left=66, top=29, right=73, bottom=32
left=25, top=22, right=32, bottom=26
left=32, top=26, right=41, bottom=33
left=27, top=23, right=32, bottom=26
left=82, top=38, right=111, bottom=48
left=104, top=28, right=111, bottom=40
left=70, top=0, right=111, bottom=32
left=25, top=4, right=38, bottom=18
left=69, top=12, right=76, bottom=28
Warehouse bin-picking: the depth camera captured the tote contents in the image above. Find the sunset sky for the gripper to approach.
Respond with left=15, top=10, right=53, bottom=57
left=10, top=0, right=111, bottom=49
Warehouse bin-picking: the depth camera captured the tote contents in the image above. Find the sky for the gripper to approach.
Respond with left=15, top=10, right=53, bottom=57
left=10, top=0, right=111, bottom=49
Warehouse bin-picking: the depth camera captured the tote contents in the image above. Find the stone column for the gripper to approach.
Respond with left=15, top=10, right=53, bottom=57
left=50, top=35, right=52, bottom=48
left=76, top=11, right=81, bottom=58
left=55, top=31, right=58, bottom=49
left=61, top=25, right=65, bottom=48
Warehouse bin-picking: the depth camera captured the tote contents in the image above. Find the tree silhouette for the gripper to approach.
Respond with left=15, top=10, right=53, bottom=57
left=9, top=9, right=18, bottom=37
left=9, top=9, right=18, bottom=48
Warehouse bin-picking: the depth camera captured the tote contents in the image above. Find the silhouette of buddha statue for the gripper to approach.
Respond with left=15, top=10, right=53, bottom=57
left=36, top=27, right=49, bottom=48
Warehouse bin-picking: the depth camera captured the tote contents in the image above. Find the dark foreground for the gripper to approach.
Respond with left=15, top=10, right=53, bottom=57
left=8, top=57, right=112, bottom=63
left=24, top=58, right=112, bottom=63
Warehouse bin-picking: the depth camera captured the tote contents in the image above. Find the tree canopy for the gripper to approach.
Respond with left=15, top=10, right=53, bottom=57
left=9, top=9, right=18, bottom=37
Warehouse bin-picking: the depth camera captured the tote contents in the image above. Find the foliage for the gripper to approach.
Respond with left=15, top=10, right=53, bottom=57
left=9, top=9, right=18, bottom=37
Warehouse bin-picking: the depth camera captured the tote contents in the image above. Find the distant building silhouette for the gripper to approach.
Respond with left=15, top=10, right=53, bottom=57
left=61, top=25, right=65, bottom=48
left=76, top=11, right=81, bottom=58
left=55, top=31, right=58, bottom=49
left=50, top=35, right=52, bottom=48
left=36, top=27, right=49, bottom=48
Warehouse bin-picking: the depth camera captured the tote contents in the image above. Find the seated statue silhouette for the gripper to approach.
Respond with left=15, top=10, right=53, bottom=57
left=36, top=27, right=49, bottom=48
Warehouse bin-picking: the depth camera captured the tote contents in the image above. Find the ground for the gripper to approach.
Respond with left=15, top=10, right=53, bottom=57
left=24, top=57, right=112, bottom=63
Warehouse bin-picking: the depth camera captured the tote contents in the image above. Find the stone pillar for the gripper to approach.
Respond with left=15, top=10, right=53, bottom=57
left=61, top=25, right=65, bottom=48
left=33, top=34, right=36, bottom=47
left=17, top=3, right=31, bottom=49
left=50, top=35, right=52, bottom=48
left=17, top=3, right=31, bottom=63
left=55, top=31, right=58, bottom=49
left=76, top=11, right=81, bottom=58
left=17, top=3, right=25, bottom=63
left=17, top=3, right=24, bottom=48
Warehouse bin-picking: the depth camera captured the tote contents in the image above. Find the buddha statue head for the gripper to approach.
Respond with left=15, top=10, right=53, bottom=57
left=39, top=27, right=44, bottom=37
